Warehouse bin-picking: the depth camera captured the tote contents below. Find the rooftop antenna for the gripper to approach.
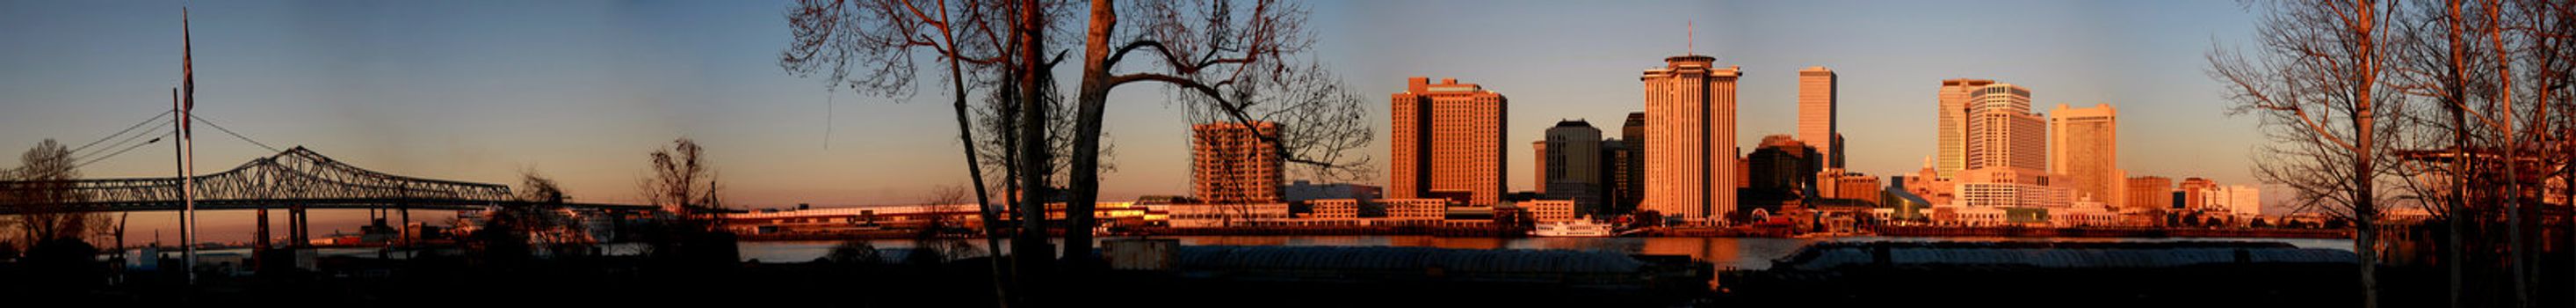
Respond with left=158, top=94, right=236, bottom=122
left=1687, top=20, right=1694, bottom=55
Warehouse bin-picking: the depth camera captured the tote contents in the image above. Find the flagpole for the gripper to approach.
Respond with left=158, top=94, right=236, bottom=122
left=179, top=7, right=198, bottom=286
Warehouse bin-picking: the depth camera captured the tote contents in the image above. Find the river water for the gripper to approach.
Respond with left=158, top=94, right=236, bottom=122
left=736, top=236, right=2355, bottom=269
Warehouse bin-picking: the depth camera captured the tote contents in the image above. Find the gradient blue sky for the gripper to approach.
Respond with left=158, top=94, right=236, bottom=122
left=1, top=0, right=2277, bottom=242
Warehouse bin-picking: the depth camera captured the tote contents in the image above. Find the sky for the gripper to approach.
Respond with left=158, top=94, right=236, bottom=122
left=0, top=0, right=2282, bottom=242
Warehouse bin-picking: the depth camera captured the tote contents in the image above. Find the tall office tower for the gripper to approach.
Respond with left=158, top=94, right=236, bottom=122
left=1963, top=83, right=2044, bottom=172
left=2126, top=176, right=2174, bottom=212
left=1602, top=139, right=1633, bottom=216
left=1537, top=120, right=1604, bottom=212
left=1619, top=112, right=1646, bottom=214
left=1936, top=78, right=1996, bottom=178
left=1391, top=77, right=1509, bottom=206
left=1191, top=121, right=1284, bottom=203
left=1642, top=55, right=1741, bottom=223
left=1799, top=67, right=1840, bottom=168
left=2051, top=103, right=2124, bottom=208
left=2178, top=177, right=2217, bottom=210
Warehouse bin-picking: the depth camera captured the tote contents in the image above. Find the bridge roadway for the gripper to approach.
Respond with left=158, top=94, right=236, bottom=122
left=0, top=147, right=652, bottom=255
left=0, top=146, right=650, bottom=215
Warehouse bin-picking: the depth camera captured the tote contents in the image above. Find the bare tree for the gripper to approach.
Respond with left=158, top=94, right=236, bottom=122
left=2383, top=1, right=2575, bottom=305
left=2208, top=1, right=2405, bottom=306
left=1061, top=0, right=1359, bottom=267
left=4, top=139, right=97, bottom=246
left=911, top=184, right=979, bottom=265
left=635, top=138, right=737, bottom=265
left=780, top=2, right=1055, bottom=303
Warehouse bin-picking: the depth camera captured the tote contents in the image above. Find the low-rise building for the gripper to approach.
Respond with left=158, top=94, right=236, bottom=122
left=1166, top=202, right=1293, bottom=228
left=1520, top=200, right=1579, bottom=223
left=1309, top=199, right=1362, bottom=219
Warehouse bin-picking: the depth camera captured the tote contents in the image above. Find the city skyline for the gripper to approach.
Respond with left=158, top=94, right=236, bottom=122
left=0, top=1, right=2287, bottom=240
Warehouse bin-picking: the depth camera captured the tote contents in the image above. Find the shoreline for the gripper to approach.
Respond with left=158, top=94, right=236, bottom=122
left=734, top=225, right=2352, bottom=241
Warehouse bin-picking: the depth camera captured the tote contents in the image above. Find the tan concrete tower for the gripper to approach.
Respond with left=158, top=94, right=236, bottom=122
left=1642, top=55, right=1740, bottom=224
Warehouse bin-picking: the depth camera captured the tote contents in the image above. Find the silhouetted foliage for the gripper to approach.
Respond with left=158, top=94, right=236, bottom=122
left=4, top=139, right=98, bottom=246
left=19, top=238, right=100, bottom=294
left=636, top=138, right=739, bottom=268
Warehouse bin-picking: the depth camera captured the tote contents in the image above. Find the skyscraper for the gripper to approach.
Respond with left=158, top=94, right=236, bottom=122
left=1642, top=55, right=1740, bottom=223
left=1602, top=138, right=1633, bottom=216
left=1391, top=77, right=1509, bottom=206
left=1798, top=66, right=1840, bottom=169
left=1536, top=120, right=1604, bottom=213
left=1191, top=121, right=1284, bottom=204
left=1964, top=83, right=2044, bottom=172
left=1617, top=112, right=1646, bottom=214
left=1936, top=78, right=1995, bottom=178
left=2051, top=103, right=2124, bottom=208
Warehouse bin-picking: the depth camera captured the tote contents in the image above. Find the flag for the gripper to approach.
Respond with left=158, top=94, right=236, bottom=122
left=182, top=8, right=193, bottom=113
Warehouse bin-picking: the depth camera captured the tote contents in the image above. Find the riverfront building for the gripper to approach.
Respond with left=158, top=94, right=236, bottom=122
left=1192, top=121, right=1285, bottom=204
left=1745, top=135, right=1819, bottom=191
left=1391, top=77, right=1509, bottom=206
left=1816, top=169, right=1883, bottom=206
left=2126, top=176, right=2174, bottom=212
left=1284, top=180, right=1383, bottom=202
left=2051, top=103, right=2124, bottom=208
left=1641, top=55, right=1742, bottom=224
left=2179, top=178, right=2217, bottom=210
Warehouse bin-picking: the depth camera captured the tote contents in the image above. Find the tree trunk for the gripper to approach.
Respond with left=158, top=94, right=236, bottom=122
left=945, top=26, right=1016, bottom=308
left=2353, top=4, right=2382, bottom=307
left=1063, top=0, right=1118, bottom=270
left=1009, top=0, right=1055, bottom=297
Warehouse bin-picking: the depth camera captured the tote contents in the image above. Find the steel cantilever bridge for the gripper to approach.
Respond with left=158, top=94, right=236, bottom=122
left=0, top=146, right=648, bottom=215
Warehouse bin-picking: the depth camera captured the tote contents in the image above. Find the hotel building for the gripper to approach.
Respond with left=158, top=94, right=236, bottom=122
left=1391, top=77, right=1509, bottom=206
left=2050, top=103, right=2124, bottom=208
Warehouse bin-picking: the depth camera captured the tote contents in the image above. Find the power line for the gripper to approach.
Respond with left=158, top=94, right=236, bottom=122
left=75, top=129, right=172, bottom=169
left=74, top=122, right=172, bottom=163
left=190, top=114, right=282, bottom=153
left=72, top=111, right=174, bottom=155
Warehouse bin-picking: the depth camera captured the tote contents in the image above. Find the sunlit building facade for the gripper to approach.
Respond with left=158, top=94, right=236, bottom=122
left=1936, top=78, right=1997, bottom=178
left=1192, top=121, right=1284, bottom=204
left=1965, top=83, right=2044, bottom=172
left=2050, top=103, right=2124, bottom=208
left=2179, top=177, right=2217, bottom=210
left=1799, top=66, right=1841, bottom=169
left=1641, top=55, right=1741, bottom=224
left=1391, top=77, right=1509, bottom=206
left=2126, top=176, right=2174, bottom=212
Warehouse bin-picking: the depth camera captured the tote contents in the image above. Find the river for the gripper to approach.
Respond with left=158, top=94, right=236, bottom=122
left=736, top=236, right=2356, bottom=269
